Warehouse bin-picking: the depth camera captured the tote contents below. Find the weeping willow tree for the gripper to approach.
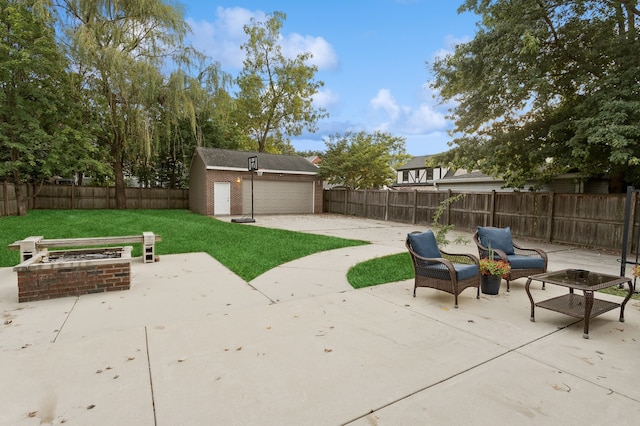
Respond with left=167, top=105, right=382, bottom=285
left=56, top=0, right=196, bottom=206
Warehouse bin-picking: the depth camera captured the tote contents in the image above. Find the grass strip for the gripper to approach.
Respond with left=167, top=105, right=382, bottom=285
left=347, top=252, right=413, bottom=289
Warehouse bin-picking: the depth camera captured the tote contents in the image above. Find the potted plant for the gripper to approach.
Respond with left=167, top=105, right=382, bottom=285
left=479, top=251, right=511, bottom=295
left=632, top=265, right=640, bottom=278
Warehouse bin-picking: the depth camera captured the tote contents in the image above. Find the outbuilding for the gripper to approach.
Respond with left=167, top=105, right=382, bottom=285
left=189, top=147, right=323, bottom=216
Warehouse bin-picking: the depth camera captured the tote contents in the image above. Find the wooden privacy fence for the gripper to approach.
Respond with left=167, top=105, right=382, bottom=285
left=323, top=188, right=636, bottom=252
left=0, top=183, right=188, bottom=215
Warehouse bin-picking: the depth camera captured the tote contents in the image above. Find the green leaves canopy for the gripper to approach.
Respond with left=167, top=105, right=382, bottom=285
left=431, top=0, right=640, bottom=190
left=235, top=12, right=328, bottom=153
left=0, top=0, right=102, bottom=213
left=318, top=131, right=408, bottom=189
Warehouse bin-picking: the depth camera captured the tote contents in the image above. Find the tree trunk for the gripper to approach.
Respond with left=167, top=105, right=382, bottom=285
left=111, top=130, right=127, bottom=209
left=113, top=159, right=126, bottom=209
left=12, top=166, right=27, bottom=216
left=13, top=184, right=28, bottom=216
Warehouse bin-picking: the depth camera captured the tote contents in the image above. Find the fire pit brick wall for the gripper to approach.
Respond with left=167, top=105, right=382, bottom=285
left=17, top=262, right=131, bottom=303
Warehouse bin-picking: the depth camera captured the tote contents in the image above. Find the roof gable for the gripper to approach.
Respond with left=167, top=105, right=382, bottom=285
left=195, top=147, right=318, bottom=174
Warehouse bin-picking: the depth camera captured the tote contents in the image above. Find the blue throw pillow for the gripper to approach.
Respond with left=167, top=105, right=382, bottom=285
left=407, top=230, right=441, bottom=258
left=477, top=226, right=515, bottom=255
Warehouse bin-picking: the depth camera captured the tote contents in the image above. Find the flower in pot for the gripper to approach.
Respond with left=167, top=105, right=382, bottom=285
left=479, top=248, right=511, bottom=295
left=479, top=258, right=511, bottom=278
left=632, top=265, right=640, bottom=277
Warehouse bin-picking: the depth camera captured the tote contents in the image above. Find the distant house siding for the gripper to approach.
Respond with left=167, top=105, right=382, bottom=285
left=188, top=154, right=207, bottom=214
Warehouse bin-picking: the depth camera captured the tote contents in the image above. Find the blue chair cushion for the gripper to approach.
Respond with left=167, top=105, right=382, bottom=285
left=407, top=231, right=441, bottom=258
left=424, top=263, right=479, bottom=281
left=477, top=226, right=515, bottom=255
left=506, top=255, right=545, bottom=270
left=454, top=264, right=480, bottom=281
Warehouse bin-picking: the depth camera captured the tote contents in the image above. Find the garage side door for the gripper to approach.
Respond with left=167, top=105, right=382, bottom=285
left=242, top=180, right=314, bottom=214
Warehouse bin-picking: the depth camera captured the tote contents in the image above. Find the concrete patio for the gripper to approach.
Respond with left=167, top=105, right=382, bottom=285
left=1, top=214, right=639, bottom=425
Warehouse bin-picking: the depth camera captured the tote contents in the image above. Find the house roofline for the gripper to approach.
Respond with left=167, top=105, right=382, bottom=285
left=205, top=166, right=317, bottom=176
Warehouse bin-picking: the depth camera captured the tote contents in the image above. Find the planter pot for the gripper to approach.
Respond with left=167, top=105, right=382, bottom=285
left=481, top=275, right=502, bottom=295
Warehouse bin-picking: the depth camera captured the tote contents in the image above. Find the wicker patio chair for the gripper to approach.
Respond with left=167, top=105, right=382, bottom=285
left=474, top=226, right=548, bottom=292
left=406, top=230, right=480, bottom=308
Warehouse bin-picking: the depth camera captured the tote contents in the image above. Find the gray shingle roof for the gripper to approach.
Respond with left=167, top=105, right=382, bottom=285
left=195, top=147, right=318, bottom=174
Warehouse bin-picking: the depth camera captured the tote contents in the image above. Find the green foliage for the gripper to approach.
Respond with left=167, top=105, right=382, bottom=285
left=57, top=0, right=196, bottom=205
left=0, top=0, right=104, bottom=213
left=431, top=0, right=640, bottom=191
left=0, top=210, right=368, bottom=281
left=318, top=131, right=409, bottom=189
left=235, top=11, right=328, bottom=152
left=431, top=193, right=468, bottom=247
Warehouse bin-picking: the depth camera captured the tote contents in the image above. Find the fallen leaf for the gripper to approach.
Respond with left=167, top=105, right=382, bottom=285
left=87, top=405, right=95, bottom=410
left=127, top=356, right=135, bottom=361
left=28, top=411, right=37, bottom=418
left=324, top=348, right=333, bottom=353
left=96, top=370, right=103, bottom=374
left=236, top=346, right=242, bottom=351
left=113, top=375, right=119, bottom=379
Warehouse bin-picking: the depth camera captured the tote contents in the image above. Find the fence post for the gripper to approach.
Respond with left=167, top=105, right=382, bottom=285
left=412, top=190, right=418, bottom=224
left=546, top=191, right=555, bottom=242
left=489, top=190, right=496, bottom=226
left=363, top=189, right=368, bottom=218
left=446, top=189, right=452, bottom=225
left=385, top=190, right=389, bottom=221
left=344, top=189, right=348, bottom=215
left=71, top=183, right=75, bottom=209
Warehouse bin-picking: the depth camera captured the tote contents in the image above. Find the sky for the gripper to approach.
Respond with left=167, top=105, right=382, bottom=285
left=181, top=1, right=481, bottom=156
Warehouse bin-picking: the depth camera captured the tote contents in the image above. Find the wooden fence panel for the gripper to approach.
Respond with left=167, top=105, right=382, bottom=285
left=0, top=183, right=188, bottom=215
left=388, top=191, right=415, bottom=224
left=552, top=193, right=626, bottom=248
left=322, top=188, right=638, bottom=251
left=0, top=182, right=18, bottom=216
left=493, top=192, right=551, bottom=240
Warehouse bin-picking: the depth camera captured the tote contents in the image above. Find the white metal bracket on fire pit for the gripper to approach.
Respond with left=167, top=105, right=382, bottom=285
left=8, top=233, right=162, bottom=264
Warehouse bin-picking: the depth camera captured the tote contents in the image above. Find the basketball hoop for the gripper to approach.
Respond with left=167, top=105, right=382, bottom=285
left=256, top=169, right=264, bottom=176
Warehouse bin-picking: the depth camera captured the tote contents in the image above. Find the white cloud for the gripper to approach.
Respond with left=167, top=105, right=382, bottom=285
left=281, top=33, right=338, bottom=69
left=368, top=88, right=447, bottom=135
left=187, top=7, right=337, bottom=71
left=313, top=89, right=340, bottom=109
left=370, top=89, right=402, bottom=121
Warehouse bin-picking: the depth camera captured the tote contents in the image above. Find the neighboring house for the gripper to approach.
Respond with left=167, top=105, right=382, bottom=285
left=189, top=147, right=323, bottom=216
left=433, top=169, right=610, bottom=193
left=393, top=155, right=451, bottom=190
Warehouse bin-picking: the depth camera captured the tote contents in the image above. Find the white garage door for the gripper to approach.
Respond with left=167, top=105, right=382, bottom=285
left=242, top=180, right=314, bottom=214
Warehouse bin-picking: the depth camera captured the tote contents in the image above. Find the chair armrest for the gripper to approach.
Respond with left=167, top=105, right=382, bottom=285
left=440, top=249, right=479, bottom=266
left=407, top=247, right=457, bottom=277
left=512, top=243, right=547, bottom=258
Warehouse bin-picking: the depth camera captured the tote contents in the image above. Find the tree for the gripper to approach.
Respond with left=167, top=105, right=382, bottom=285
left=318, top=131, right=409, bottom=189
left=431, top=0, right=640, bottom=191
left=56, top=0, right=195, bottom=207
left=235, top=11, right=328, bottom=153
left=0, top=0, right=100, bottom=214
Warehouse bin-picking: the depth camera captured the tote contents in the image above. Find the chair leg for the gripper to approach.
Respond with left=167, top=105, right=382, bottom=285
left=476, top=286, right=480, bottom=299
left=413, top=285, right=416, bottom=297
left=506, top=279, right=510, bottom=292
left=454, top=294, right=459, bottom=308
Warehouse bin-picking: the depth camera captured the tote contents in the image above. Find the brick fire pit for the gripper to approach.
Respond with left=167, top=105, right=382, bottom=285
left=14, top=247, right=132, bottom=303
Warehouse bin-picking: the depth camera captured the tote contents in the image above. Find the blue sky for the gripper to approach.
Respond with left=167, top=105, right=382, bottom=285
left=182, top=1, right=480, bottom=156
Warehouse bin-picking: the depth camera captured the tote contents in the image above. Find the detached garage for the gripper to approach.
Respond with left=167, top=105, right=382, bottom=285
left=189, top=147, right=323, bottom=216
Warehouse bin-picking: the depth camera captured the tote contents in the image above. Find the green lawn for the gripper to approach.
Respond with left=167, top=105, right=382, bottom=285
left=0, top=210, right=367, bottom=281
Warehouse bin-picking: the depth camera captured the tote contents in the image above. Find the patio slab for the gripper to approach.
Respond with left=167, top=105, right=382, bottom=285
left=1, top=214, right=639, bottom=425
